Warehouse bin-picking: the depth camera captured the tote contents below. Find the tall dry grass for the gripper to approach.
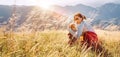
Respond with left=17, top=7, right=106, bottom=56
left=0, top=29, right=120, bottom=57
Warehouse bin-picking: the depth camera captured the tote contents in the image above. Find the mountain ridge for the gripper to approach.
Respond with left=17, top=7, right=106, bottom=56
left=0, top=3, right=120, bottom=30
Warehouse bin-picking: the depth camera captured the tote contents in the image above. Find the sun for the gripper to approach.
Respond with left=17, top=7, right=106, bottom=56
left=39, top=3, right=51, bottom=9
left=36, top=1, right=53, bottom=9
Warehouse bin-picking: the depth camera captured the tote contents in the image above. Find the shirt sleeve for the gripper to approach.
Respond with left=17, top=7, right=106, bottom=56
left=76, top=22, right=84, bottom=38
left=84, top=21, right=95, bottom=32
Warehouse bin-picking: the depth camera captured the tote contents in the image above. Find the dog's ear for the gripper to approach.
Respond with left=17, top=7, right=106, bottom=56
left=83, top=16, right=86, bottom=19
left=68, top=33, right=73, bottom=39
left=82, top=15, right=86, bottom=19
left=69, top=23, right=73, bottom=28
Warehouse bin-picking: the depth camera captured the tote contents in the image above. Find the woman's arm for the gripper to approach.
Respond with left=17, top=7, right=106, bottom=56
left=76, top=21, right=85, bottom=38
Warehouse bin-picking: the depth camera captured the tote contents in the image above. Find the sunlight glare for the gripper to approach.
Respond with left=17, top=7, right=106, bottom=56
left=36, top=1, right=53, bottom=9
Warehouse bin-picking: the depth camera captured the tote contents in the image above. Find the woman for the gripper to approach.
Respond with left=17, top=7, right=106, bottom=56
left=68, top=13, right=102, bottom=52
left=68, top=13, right=112, bottom=57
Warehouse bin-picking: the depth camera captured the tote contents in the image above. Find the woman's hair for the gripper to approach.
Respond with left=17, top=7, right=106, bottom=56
left=74, top=13, right=86, bottom=20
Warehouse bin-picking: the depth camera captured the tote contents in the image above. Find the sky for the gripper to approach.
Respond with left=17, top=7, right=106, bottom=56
left=0, top=0, right=120, bottom=7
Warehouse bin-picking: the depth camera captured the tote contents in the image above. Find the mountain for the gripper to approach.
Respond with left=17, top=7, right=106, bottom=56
left=0, top=5, right=33, bottom=24
left=0, top=3, right=120, bottom=30
left=93, top=3, right=120, bottom=30
left=17, top=8, right=68, bottom=31
left=0, top=5, right=68, bottom=31
left=96, top=3, right=120, bottom=19
left=53, top=3, right=120, bottom=30
left=0, top=5, right=12, bottom=22
left=53, top=4, right=97, bottom=17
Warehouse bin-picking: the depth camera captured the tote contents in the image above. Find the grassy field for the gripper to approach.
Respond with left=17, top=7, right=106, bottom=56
left=0, top=30, right=120, bottom=57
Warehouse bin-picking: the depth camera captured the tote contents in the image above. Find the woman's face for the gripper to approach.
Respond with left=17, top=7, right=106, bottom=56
left=74, top=16, right=83, bottom=24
